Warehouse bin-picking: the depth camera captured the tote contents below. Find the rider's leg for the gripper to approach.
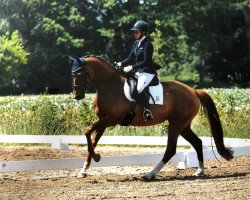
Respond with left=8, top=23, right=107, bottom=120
left=137, top=72, right=155, bottom=93
left=137, top=72, right=155, bottom=121
left=141, top=89, right=154, bottom=120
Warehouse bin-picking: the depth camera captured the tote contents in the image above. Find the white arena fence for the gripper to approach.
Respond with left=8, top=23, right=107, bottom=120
left=0, top=135, right=249, bottom=173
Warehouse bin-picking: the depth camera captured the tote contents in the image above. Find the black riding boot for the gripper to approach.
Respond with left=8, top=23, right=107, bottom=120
left=142, top=92, right=153, bottom=121
left=137, top=90, right=153, bottom=121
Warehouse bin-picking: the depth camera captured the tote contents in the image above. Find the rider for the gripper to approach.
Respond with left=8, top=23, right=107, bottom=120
left=117, top=20, right=159, bottom=121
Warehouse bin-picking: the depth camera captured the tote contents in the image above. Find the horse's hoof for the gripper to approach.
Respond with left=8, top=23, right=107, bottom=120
left=77, top=173, right=87, bottom=178
left=142, top=174, right=155, bottom=182
left=93, top=153, right=101, bottom=162
left=192, top=171, right=204, bottom=177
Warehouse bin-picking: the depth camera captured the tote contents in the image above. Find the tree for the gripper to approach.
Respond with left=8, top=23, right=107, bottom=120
left=157, top=0, right=249, bottom=86
left=0, top=30, right=29, bottom=92
left=202, top=0, right=250, bottom=86
left=0, top=0, right=249, bottom=94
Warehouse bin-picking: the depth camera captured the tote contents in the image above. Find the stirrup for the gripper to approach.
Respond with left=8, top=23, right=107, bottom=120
left=143, top=109, right=153, bottom=121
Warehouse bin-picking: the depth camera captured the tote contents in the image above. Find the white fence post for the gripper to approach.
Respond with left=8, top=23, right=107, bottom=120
left=51, top=138, right=69, bottom=150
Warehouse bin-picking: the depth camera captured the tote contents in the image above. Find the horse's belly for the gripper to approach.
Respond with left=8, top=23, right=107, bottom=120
left=129, top=105, right=168, bottom=126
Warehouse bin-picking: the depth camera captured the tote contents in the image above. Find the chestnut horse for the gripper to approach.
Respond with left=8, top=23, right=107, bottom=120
left=69, top=55, right=233, bottom=181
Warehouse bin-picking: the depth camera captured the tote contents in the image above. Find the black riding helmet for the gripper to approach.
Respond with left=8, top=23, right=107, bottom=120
left=130, top=20, right=149, bottom=33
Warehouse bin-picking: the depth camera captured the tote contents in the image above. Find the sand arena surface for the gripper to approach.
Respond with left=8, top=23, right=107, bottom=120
left=0, top=146, right=249, bottom=200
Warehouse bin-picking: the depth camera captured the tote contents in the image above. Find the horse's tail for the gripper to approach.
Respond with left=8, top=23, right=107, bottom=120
left=195, top=89, right=234, bottom=160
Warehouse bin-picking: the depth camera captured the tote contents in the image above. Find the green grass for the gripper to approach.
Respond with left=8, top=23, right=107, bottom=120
left=0, top=88, right=249, bottom=138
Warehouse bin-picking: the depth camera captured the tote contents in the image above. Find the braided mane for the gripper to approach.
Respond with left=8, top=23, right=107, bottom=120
left=84, top=55, right=112, bottom=67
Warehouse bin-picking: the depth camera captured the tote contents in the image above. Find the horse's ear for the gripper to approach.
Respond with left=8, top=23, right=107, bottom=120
left=68, top=55, right=75, bottom=64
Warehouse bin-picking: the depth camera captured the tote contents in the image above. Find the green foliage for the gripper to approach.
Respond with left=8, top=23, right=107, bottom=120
left=0, top=30, right=28, bottom=65
left=0, top=89, right=249, bottom=138
left=0, top=0, right=249, bottom=94
left=0, top=30, right=29, bottom=89
left=32, top=17, right=84, bottom=47
left=103, top=0, right=116, bottom=8
left=97, top=28, right=115, bottom=39
left=0, top=94, right=96, bottom=135
left=192, top=88, right=250, bottom=138
left=68, top=6, right=85, bottom=27
left=0, top=0, right=88, bottom=94
left=151, top=20, right=165, bottom=67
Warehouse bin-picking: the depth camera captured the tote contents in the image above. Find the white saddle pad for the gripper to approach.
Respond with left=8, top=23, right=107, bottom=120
left=124, top=81, right=163, bottom=105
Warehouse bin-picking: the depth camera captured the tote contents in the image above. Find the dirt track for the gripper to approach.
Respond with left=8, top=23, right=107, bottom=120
left=0, top=146, right=249, bottom=200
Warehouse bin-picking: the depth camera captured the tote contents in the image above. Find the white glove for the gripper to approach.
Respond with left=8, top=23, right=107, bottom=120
left=123, top=65, right=133, bottom=73
left=117, top=62, right=122, bottom=67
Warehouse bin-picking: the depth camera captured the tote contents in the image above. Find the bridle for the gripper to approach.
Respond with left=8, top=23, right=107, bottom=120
left=71, top=57, right=91, bottom=92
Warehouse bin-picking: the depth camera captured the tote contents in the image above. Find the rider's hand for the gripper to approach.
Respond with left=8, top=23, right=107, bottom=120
left=123, top=65, right=133, bottom=73
left=114, top=62, right=122, bottom=67
left=116, top=62, right=122, bottom=67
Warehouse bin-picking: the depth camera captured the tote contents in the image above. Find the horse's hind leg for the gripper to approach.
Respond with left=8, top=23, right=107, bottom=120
left=180, top=125, right=204, bottom=176
left=143, top=121, right=184, bottom=181
left=78, top=128, right=105, bottom=178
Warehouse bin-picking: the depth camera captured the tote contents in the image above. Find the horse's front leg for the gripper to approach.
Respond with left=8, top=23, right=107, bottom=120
left=85, top=125, right=102, bottom=162
left=79, top=128, right=105, bottom=177
left=78, top=118, right=109, bottom=177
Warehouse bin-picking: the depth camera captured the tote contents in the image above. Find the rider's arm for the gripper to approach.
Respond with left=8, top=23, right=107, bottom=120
left=121, top=42, right=136, bottom=67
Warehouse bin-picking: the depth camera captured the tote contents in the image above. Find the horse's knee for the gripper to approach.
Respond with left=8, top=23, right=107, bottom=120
left=85, top=125, right=93, bottom=135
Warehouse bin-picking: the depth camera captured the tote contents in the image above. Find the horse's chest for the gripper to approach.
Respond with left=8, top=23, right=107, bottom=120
left=95, top=97, right=115, bottom=114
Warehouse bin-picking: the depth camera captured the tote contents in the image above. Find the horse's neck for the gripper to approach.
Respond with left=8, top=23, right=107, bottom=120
left=86, top=57, right=120, bottom=89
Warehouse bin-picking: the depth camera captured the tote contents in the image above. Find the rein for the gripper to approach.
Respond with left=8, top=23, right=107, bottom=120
left=114, top=65, right=137, bottom=80
left=73, top=56, right=136, bottom=91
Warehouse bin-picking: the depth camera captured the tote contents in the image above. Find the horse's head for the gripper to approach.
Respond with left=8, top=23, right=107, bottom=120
left=68, top=56, right=90, bottom=100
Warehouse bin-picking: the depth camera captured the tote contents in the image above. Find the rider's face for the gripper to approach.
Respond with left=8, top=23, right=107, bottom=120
left=134, top=30, right=142, bottom=40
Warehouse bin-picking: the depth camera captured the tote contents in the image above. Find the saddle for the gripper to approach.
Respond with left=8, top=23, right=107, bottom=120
left=127, top=76, right=159, bottom=104
left=113, top=65, right=163, bottom=125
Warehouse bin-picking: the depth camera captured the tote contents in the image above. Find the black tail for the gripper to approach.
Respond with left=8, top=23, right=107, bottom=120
left=196, top=89, right=234, bottom=160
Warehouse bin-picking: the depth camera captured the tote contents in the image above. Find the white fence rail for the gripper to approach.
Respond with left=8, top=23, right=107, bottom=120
left=0, top=135, right=249, bottom=173
left=0, top=135, right=249, bottom=150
